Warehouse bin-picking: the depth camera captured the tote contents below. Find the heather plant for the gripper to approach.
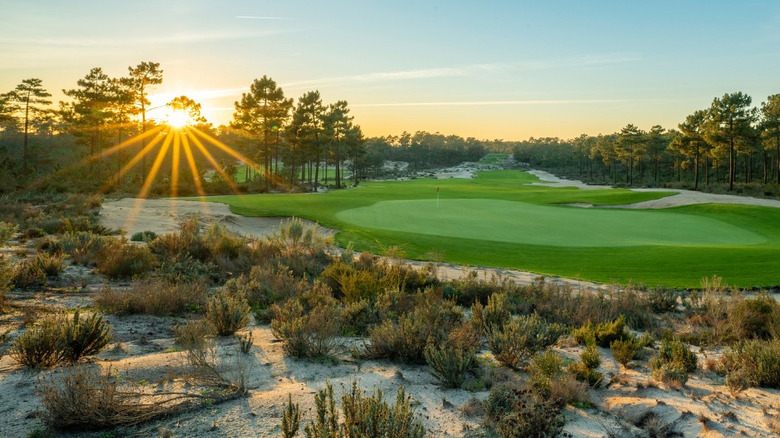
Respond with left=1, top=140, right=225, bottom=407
left=271, top=298, right=343, bottom=358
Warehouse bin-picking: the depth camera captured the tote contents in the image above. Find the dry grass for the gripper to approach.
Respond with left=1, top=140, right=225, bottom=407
left=95, top=279, right=208, bottom=316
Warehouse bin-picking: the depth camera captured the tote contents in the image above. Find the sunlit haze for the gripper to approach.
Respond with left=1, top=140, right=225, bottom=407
left=2, top=0, right=779, bottom=140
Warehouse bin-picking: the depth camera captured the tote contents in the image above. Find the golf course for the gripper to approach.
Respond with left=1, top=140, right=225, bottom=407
left=206, top=170, right=780, bottom=288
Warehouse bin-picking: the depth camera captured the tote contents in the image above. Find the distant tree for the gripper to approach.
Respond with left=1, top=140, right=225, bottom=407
left=645, top=125, right=668, bottom=184
left=616, top=124, right=646, bottom=185
left=167, top=95, right=208, bottom=126
left=345, top=124, right=366, bottom=186
left=761, top=94, right=780, bottom=184
left=109, top=77, right=139, bottom=184
left=704, top=92, right=758, bottom=191
left=289, top=91, right=325, bottom=190
left=231, top=76, right=292, bottom=190
left=127, top=61, right=163, bottom=184
left=62, top=68, right=116, bottom=180
left=324, top=100, right=353, bottom=188
left=6, top=78, right=52, bottom=170
left=669, top=110, right=709, bottom=189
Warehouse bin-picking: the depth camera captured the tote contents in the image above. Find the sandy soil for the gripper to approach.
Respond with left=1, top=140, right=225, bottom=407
left=101, top=198, right=334, bottom=240
left=530, top=169, right=780, bottom=209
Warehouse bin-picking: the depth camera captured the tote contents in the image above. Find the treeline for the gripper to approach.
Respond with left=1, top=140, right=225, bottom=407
left=0, top=63, right=370, bottom=195
left=514, top=92, right=780, bottom=193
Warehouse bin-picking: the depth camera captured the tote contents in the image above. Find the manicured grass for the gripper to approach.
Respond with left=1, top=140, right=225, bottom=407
left=479, top=153, right=510, bottom=164
left=199, top=170, right=780, bottom=288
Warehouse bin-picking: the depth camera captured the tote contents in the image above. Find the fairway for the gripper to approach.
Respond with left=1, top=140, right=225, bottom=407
left=205, top=170, right=780, bottom=288
left=336, top=199, right=765, bottom=247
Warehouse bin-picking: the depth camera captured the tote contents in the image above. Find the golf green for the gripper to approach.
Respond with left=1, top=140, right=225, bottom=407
left=335, top=199, right=765, bottom=247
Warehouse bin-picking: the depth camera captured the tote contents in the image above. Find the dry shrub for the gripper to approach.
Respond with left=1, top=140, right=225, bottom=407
left=222, top=265, right=308, bottom=320
left=61, top=231, right=113, bottom=265
left=649, top=339, right=697, bottom=388
left=486, top=314, right=565, bottom=369
left=95, top=240, right=157, bottom=279
left=484, top=383, right=566, bottom=438
left=366, top=291, right=462, bottom=364
left=424, top=341, right=475, bottom=389
left=271, top=298, right=343, bottom=358
left=95, top=279, right=208, bottom=316
left=11, top=252, right=64, bottom=289
left=728, top=293, right=780, bottom=341
left=722, top=339, right=780, bottom=392
left=0, top=221, right=18, bottom=245
left=205, top=291, right=250, bottom=336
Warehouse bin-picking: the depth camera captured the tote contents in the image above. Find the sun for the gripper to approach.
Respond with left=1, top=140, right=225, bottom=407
left=165, top=108, right=192, bottom=129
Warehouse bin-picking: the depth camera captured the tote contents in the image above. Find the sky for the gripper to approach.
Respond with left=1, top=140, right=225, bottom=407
left=1, top=0, right=779, bottom=141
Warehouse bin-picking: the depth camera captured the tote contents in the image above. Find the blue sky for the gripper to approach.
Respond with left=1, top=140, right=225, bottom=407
left=1, top=0, right=779, bottom=140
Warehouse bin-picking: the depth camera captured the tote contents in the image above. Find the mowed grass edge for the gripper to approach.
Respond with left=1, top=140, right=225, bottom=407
left=198, top=170, right=780, bottom=288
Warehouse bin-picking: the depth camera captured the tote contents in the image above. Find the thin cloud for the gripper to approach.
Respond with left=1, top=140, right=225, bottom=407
left=235, top=16, right=293, bottom=20
left=351, top=99, right=667, bottom=108
left=283, top=64, right=507, bottom=89
left=517, top=53, right=643, bottom=70
left=0, top=30, right=287, bottom=48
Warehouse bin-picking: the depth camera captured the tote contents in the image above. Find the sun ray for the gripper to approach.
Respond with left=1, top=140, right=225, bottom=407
left=93, top=125, right=164, bottom=162
left=188, top=131, right=241, bottom=194
left=99, top=130, right=167, bottom=193
left=138, top=130, right=175, bottom=200
left=171, top=132, right=181, bottom=199
left=190, top=127, right=265, bottom=176
left=181, top=134, right=207, bottom=199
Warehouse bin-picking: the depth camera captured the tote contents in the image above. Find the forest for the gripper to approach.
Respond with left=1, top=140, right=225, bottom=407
left=513, top=92, right=780, bottom=195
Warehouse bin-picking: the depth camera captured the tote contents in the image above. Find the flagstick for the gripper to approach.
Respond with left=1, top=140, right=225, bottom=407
left=437, top=191, right=439, bottom=208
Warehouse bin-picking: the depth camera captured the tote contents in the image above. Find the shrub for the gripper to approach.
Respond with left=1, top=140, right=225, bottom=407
left=0, top=221, right=17, bottom=245
left=367, top=294, right=462, bottom=364
left=271, top=299, right=343, bottom=358
left=527, top=349, right=564, bottom=392
left=95, top=280, right=207, bottom=316
left=722, top=339, right=780, bottom=392
left=471, top=292, right=511, bottom=334
left=484, top=384, right=566, bottom=438
left=424, top=341, right=476, bottom=388
left=649, top=339, right=697, bottom=388
left=61, top=231, right=113, bottom=265
left=12, top=257, right=48, bottom=289
left=11, top=317, right=63, bottom=367
left=222, top=265, right=308, bottom=320
left=95, top=240, right=157, bottom=279
left=610, top=335, right=642, bottom=367
left=58, top=310, right=113, bottom=364
left=568, top=344, right=603, bottom=388
left=282, top=394, right=300, bottom=438
left=130, top=230, right=157, bottom=242
left=728, top=293, right=780, bottom=340
left=341, top=299, right=381, bottom=335
left=206, top=291, right=250, bottom=336
left=446, top=271, right=512, bottom=306
left=486, top=314, right=565, bottom=369
left=37, top=237, right=64, bottom=256
left=11, top=311, right=112, bottom=367
left=303, top=382, right=425, bottom=438
left=23, top=227, right=45, bottom=239
left=648, top=288, right=678, bottom=313
left=573, top=315, right=630, bottom=347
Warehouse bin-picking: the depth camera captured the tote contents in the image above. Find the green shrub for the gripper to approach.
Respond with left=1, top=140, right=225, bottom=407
left=527, top=349, right=564, bottom=393
left=12, top=255, right=53, bottom=289
left=486, top=314, right=565, bottom=369
left=722, top=339, right=780, bottom=392
left=11, top=311, right=112, bottom=367
left=95, top=280, right=207, bottom=316
left=282, top=394, right=300, bottom=438
left=341, top=299, right=381, bottom=335
left=303, top=382, right=425, bottom=438
left=206, top=291, right=250, bottom=336
left=424, top=342, right=475, bottom=388
left=37, top=237, right=64, bottom=256
left=471, top=292, right=511, bottom=334
left=649, top=339, right=697, bottom=387
left=610, top=335, right=642, bottom=367
left=446, top=271, right=511, bottom=306
left=573, top=315, right=630, bottom=347
left=95, top=240, right=157, bottom=279
left=23, top=227, right=45, bottom=239
left=271, top=299, right=342, bottom=358
left=58, top=310, right=113, bottom=364
left=568, top=345, right=603, bottom=388
left=484, top=384, right=566, bottom=438
left=130, top=230, right=157, bottom=242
